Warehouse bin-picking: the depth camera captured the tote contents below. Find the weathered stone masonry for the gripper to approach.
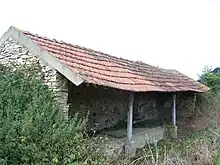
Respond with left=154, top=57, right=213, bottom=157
left=134, top=92, right=196, bottom=124
left=0, top=37, right=69, bottom=119
left=68, top=82, right=197, bottom=130
left=68, top=83, right=130, bottom=130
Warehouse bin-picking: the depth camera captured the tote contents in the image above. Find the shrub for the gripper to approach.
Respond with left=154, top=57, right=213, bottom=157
left=198, top=66, right=220, bottom=93
left=0, top=64, right=105, bottom=165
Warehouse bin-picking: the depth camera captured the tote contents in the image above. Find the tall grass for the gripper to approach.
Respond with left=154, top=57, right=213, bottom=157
left=108, top=129, right=219, bottom=165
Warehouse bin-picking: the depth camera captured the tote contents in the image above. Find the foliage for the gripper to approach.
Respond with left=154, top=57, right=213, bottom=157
left=1, top=62, right=220, bottom=165
left=198, top=66, right=220, bottom=93
left=0, top=64, right=106, bottom=165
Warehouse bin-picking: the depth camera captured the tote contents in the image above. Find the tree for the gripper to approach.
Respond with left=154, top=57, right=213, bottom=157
left=198, top=66, right=220, bottom=93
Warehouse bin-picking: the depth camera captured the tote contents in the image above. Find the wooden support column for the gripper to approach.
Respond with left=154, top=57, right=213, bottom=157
left=127, top=93, right=134, bottom=143
left=172, top=93, right=176, bottom=126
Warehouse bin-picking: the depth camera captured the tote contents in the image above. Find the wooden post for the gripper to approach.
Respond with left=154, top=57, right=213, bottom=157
left=127, top=93, right=134, bottom=143
left=172, top=93, right=176, bottom=126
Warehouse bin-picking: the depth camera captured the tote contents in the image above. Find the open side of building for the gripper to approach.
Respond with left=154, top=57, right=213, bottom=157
left=0, top=26, right=209, bottom=156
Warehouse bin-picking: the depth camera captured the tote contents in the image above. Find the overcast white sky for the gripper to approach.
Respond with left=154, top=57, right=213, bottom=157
left=0, top=0, right=220, bottom=79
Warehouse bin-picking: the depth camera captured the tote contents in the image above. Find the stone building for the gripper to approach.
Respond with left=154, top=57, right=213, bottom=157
left=0, top=26, right=209, bottom=150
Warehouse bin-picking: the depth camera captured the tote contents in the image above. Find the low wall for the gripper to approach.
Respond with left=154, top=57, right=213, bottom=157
left=102, top=126, right=168, bottom=157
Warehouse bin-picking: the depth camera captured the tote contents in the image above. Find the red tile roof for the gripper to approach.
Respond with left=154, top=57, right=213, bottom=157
left=23, top=31, right=208, bottom=92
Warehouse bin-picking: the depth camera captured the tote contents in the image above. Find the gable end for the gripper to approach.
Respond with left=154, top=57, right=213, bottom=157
left=0, top=26, right=84, bottom=86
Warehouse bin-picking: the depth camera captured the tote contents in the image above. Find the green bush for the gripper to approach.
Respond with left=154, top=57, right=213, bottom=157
left=0, top=64, right=105, bottom=165
left=198, top=66, right=220, bottom=94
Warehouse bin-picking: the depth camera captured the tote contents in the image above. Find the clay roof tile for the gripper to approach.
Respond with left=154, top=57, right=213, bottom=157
left=22, top=31, right=209, bottom=92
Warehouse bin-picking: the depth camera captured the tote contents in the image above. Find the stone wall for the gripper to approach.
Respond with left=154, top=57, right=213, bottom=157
left=0, top=37, right=69, bottom=118
left=133, top=93, right=160, bottom=121
left=68, top=83, right=130, bottom=130
left=176, top=92, right=196, bottom=117
left=68, top=84, right=162, bottom=131
left=68, top=82, right=197, bottom=131
left=135, top=92, right=197, bottom=122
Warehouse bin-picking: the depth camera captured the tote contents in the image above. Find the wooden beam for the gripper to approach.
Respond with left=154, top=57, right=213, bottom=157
left=172, top=93, right=176, bottom=126
left=127, top=93, right=134, bottom=143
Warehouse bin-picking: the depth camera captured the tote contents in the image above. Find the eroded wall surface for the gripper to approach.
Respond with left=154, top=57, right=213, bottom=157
left=68, top=83, right=130, bottom=130
left=0, top=37, right=69, bottom=118
left=68, top=82, right=197, bottom=130
left=134, top=92, right=196, bottom=123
